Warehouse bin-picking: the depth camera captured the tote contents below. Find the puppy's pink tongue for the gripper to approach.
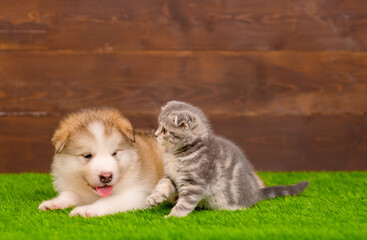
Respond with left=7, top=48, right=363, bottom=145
left=96, top=185, right=113, bottom=197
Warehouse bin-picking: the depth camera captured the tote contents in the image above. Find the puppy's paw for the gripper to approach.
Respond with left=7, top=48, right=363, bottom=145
left=39, top=198, right=71, bottom=211
left=145, top=192, right=168, bottom=207
left=69, top=205, right=104, bottom=218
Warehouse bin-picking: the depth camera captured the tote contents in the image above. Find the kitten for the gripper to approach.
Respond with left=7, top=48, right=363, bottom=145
left=146, top=101, right=308, bottom=218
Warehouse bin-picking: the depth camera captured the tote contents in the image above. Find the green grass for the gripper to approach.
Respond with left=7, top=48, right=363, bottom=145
left=0, top=172, right=366, bottom=239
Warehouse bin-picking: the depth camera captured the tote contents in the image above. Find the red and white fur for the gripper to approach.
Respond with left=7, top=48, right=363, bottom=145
left=39, top=108, right=164, bottom=217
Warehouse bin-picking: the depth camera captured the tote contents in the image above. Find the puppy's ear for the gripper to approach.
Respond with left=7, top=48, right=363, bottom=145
left=117, top=117, right=135, bottom=142
left=51, top=126, right=69, bottom=153
left=172, top=112, right=196, bottom=130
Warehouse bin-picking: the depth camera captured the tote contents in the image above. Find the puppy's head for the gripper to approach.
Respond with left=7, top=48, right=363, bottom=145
left=52, top=108, right=137, bottom=197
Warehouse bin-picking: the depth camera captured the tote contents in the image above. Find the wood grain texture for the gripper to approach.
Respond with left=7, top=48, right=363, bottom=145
left=1, top=0, right=366, bottom=172
left=1, top=114, right=366, bottom=173
left=1, top=0, right=367, bottom=51
left=1, top=51, right=367, bottom=116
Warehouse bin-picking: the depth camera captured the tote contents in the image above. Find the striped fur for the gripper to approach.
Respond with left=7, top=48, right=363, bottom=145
left=146, top=101, right=309, bottom=217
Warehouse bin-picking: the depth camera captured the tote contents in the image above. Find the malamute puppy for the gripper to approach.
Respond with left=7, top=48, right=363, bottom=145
left=39, top=108, right=164, bottom=217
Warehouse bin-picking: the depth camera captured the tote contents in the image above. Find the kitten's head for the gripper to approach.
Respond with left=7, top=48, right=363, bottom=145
left=155, top=101, right=210, bottom=151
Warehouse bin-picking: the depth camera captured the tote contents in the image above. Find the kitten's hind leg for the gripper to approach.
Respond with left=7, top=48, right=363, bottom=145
left=255, top=173, right=265, bottom=188
left=146, top=176, right=176, bottom=207
left=165, top=179, right=205, bottom=218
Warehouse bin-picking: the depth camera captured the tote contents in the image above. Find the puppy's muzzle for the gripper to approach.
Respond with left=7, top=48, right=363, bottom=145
left=99, top=172, right=113, bottom=184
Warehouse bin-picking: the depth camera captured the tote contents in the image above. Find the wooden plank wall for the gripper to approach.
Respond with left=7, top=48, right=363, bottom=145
left=1, top=0, right=367, bottom=172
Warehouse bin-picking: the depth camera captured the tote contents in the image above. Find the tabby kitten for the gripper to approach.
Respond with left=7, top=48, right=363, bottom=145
left=146, top=101, right=308, bottom=217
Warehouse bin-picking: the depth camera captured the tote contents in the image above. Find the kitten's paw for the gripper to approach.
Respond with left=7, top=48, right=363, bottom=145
left=164, top=207, right=189, bottom=218
left=145, top=192, right=168, bottom=207
left=69, top=205, right=105, bottom=218
left=39, top=198, right=71, bottom=211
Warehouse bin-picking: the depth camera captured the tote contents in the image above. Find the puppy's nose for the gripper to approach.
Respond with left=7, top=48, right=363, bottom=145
left=99, top=172, right=113, bottom=183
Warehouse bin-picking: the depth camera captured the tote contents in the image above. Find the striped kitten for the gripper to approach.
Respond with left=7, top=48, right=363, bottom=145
left=146, top=101, right=309, bottom=218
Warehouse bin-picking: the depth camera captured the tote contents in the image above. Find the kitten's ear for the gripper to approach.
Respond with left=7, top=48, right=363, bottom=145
left=117, top=116, right=135, bottom=142
left=51, top=127, right=69, bottom=153
left=173, top=113, right=195, bottom=129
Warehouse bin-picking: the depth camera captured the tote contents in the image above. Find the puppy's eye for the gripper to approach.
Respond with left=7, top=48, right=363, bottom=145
left=83, top=154, right=93, bottom=159
left=162, top=127, right=167, bottom=135
left=112, top=152, right=117, bottom=157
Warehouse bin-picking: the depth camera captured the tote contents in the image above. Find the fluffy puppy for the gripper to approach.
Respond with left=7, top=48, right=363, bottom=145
left=39, top=108, right=164, bottom=217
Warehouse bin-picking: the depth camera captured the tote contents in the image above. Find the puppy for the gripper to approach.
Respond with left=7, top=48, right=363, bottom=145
left=39, top=108, right=164, bottom=217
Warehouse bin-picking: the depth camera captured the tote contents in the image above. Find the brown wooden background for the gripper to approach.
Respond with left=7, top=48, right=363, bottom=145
left=1, top=0, right=367, bottom=173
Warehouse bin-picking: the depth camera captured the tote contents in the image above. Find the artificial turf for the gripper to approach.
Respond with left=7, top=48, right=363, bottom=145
left=0, top=172, right=366, bottom=239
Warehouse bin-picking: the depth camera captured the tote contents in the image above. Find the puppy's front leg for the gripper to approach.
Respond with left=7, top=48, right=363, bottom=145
left=39, top=191, right=80, bottom=211
left=69, top=188, right=146, bottom=217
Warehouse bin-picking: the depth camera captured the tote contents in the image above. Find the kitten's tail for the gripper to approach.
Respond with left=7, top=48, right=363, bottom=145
left=258, top=181, right=309, bottom=201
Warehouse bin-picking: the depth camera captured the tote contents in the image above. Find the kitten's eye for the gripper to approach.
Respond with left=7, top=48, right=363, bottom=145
left=112, top=152, right=117, bottom=157
left=83, top=154, right=93, bottom=159
left=162, top=127, right=167, bottom=135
